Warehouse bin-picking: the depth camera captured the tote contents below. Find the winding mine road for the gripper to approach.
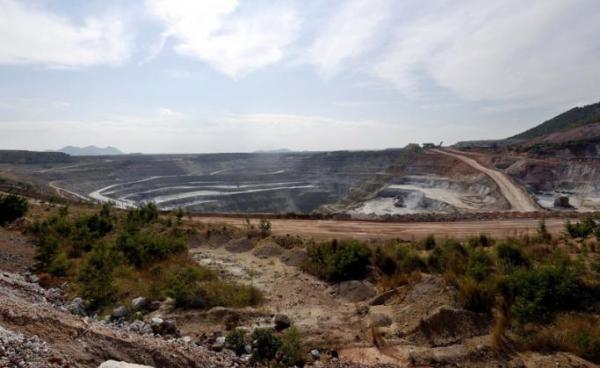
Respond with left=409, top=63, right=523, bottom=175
left=432, top=148, right=539, bottom=211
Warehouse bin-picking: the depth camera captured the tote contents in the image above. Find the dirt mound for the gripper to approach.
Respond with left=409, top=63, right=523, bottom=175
left=391, top=274, right=457, bottom=335
left=279, top=248, right=306, bottom=267
left=252, top=241, right=284, bottom=259
left=406, top=306, right=492, bottom=347
left=224, top=237, right=255, bottom=253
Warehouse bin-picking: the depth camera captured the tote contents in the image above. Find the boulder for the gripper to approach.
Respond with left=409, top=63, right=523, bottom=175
left=273, top=314, right=292, bottom=331
left=67, top=297, right=87, bottom=316
left=311, top=349, right=320, bottom=360
left=368, top=288, right=399, bottom=306
left=335, top=281, right=376, bottom=302
left=111, top=306, right=129, bottom=320
left=407, top=306, right=492, bottom=347
left=212, top=336, right=226, bottom=351
left=130, top=297, right=148, bottom=310
left=369, top=313, right=393, bottom=327
left=151, top=318, right=180, bottom=337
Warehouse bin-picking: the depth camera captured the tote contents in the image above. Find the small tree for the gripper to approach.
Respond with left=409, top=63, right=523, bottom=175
left=259, top=218, right=272, bottom=237
left=537, top=219, right=552, bottom=242
left=0, top=194, right=28, bottom=226
left=175, top=207, right=184, bottom=224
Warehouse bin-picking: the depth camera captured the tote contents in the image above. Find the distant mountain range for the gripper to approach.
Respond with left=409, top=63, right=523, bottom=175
left=58, top=145, right=124, bottom=156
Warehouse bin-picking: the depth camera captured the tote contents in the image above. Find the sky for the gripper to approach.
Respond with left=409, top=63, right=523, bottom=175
left=1, top=0, right=599, bottom=153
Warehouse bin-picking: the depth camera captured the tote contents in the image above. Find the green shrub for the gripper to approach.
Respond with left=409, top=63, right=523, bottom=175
left=77, top=243, right=121, bottom=309
left=259, top=218, right=272, bottom=237
left=226, top=328, right=248, bottom=356
left=373, top=246, right=397, bottom=276
left=501, top=261, right=591, bottom=324
left=34, top=233, right=60, bottom=268
left=428, top=240, right=468, bottom=275
left=0, top=194, right=28, bottom=226
left=163, top=266, right=262, bottom=309
left=565, top=218, right=596, bottom=239
left=537, top=219, right=552, bottom=242
left=575, top=330, right=600, bottom=363
left=467, top=234, right=493, bottom=248
left=164, top=266, right=216, bottom=308
left=47, top=251, right=72, bottom=276
left=396, top=244, right=426, bottom=273
left=199, top=281, right=263, bottom=308
left=423, top=234, right=436, bottom=250
left=303, top=239, right=371, bottom=281
left=496, top=242, right=530, bottom=273
left=124, top=202, right=159, bottom=228
left=116, top=231, right=187, bottom=267
left=466, top=248, right=493, bottom=282
left=251, top=328, right=281, bottom=362
left=279, top=327, right=304, bottom=366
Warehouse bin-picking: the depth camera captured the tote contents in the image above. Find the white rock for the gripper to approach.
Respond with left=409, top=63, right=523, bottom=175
left=98, top=360, right=154, bottom=368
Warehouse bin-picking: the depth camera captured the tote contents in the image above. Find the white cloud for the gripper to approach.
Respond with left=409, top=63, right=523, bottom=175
left=372, top=0, right=600, bottom=105
left=146, top=0, right=300, bottom=78
left=158, top=107, right=182, bottom=117
left=309, top=0, right=391, bottom=76
left=0, top=0, right=131, bottom=67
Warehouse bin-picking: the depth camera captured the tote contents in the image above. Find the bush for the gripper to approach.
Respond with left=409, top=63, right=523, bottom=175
left=565, top=218, right=596, bottom=239
left=251, top=328, right=281, bottom=362
left=501, top=261, right=591, bottom=324
left=125, top=202, right=159, bottom=228
left=77, top=243, right=121, bottom=309
left=302, top=239, right=371, bottom=281
left=259, top=218, right=272, bottom=237
left=537, top=219, right=552, bottom=242
left=226, top=329, right=248, bottom=356
left=466, top=248, right=493, bottom=282
left=47, top=251, right=72, bottom=276
left=0, top=194, right=28, bottom=225
left=522, top=314, right=600, bottom=363
left=116, top=231, right=187, bottom=267
left=163, top=265, right=262, bottom=309
left=423, top=234, right=436, bottom=250
left=428, top=240, right=468, bottom=276
left=373, top=246, right=397, bottom=276
left=396, top=244, right=426, bottom=273
left=279, top=327, right=304, bottom=366
left=164, top=266, right=216, bottom=308
left=496, top=242, right=530, bottom=274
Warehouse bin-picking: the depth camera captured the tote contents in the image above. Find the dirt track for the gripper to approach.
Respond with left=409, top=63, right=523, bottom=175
left=432, top=148, right=539, bottom=212
left=194, top=216, right=565, bottom=240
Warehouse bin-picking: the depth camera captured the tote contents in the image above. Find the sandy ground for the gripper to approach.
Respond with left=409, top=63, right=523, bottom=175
left=432, top=149, right=539, bottom=212
left=192, top=217, right=566, bottom=240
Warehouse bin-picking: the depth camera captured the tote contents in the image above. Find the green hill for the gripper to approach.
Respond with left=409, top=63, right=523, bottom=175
left=511, top=101, right=600, bottom=140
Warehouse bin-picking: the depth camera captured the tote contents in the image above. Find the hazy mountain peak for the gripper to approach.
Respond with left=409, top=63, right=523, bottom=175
left=58, top=145, right=124, bottom=156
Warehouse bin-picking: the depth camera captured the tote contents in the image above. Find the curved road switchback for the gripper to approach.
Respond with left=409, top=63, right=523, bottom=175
left=431, top=148, right=539, bottom=212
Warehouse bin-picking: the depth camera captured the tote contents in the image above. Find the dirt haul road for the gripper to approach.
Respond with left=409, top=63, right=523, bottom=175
left=432, top=148, right=539, bottom=212
left=194, top=217, right=565, bottom=240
